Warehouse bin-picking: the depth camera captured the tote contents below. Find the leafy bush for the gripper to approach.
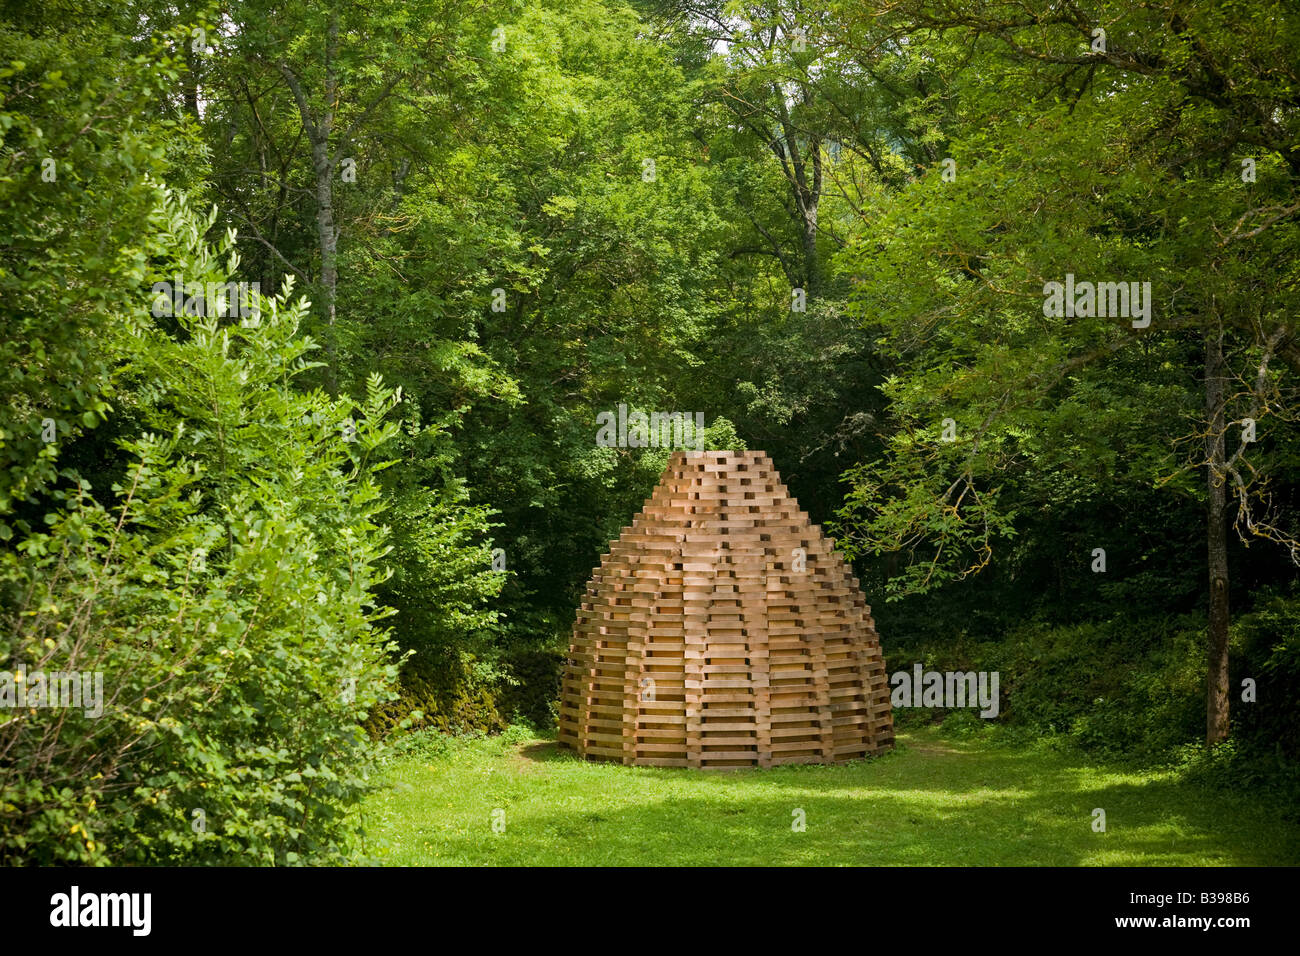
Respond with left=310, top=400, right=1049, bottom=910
left=883, top=613, right=1207, bottom=758
left=498, top=648, right=565, bottom=731
left=0, top=193, right=405, bottom=865
left=0, top=20, right=187, bottom=533
left=1001, top=616, right=1205, bottom=759
left=1232, top=589, right=1300, bottom=762
left=373, top=413, right=504, bottom=662
left=883, top=596, right=1300, bottom=801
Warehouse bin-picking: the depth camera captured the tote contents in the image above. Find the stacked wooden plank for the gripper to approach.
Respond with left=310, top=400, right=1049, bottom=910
left=558, top=450, right=894, bottom=768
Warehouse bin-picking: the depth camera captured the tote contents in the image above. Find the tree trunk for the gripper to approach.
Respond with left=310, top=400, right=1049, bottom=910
left=1204, top=325, right=1231, bottom=746
left=279, top=14, right=340, bottom=396
left=772, top=88, right=823, bottom=301
left=183, top=45, right=201, bottom=121
left=793, top=131, right=822, bottom=299
left=800, top=201, right=821, bottom=300
left=312, top=136, right=339, bottom=395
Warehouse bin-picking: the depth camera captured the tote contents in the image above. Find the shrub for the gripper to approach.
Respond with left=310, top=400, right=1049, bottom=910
left=0, top=193, right=404, bottom=865
left=882, top=613, right=1207, bottom=758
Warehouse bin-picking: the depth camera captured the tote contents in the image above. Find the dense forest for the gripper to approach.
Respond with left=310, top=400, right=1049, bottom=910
left=2, top=0, right=1298, bottom=865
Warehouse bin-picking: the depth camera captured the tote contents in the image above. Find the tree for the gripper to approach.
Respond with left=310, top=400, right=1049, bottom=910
left=197, top=0, right=457, bottom=393
left=832, top=0, right=1300, bottom=745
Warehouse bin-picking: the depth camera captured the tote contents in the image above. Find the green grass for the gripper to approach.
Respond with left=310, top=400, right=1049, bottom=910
left=360, top=724, right=1300, bottom=866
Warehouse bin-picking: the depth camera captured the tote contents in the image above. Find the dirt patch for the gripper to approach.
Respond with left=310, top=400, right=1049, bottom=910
left=510, top=740, right=560, bottom=772
left=905, top=739, right=964, bottom=757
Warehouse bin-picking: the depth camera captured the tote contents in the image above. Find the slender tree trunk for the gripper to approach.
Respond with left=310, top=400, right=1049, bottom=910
left=1204, top=325, right=1231, bottom=746
left=803, top=129, right=823, bottom=299
left=317, top=14, right=340, bottom=396
left=772, top=87, right=823, bottom=301
left=800, top=201, right=821, bottom=299
left=312, top=136, right=338, bottom=395
left=280, top=14, right=340, bottom=396
left=183, top=45, right=201, bottom=121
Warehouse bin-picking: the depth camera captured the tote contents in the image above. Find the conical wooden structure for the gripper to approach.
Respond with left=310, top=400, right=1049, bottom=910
left=559, top=450, right=893, bottom=768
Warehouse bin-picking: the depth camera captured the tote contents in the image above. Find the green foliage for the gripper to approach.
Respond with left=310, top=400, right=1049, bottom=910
left=0, top=15, right=189, bottom=535
left=1231, top=590, right=1300, bottom=770
left=374, top=419, right=504, bottom=660
left=0, top=193, right=403, bottom=865
left=830, top=0, right=1300, bottom=602
left=497, top=648, right=566, bottom=730
left=883, top=613, right=1207, bottom=760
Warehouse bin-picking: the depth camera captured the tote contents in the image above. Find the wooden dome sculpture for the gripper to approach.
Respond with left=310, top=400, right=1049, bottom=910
left=558, top=450, right=894, bottom=768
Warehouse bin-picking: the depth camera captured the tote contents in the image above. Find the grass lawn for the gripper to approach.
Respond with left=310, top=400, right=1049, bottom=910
left=361, top=724, right=1300, bottom=866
